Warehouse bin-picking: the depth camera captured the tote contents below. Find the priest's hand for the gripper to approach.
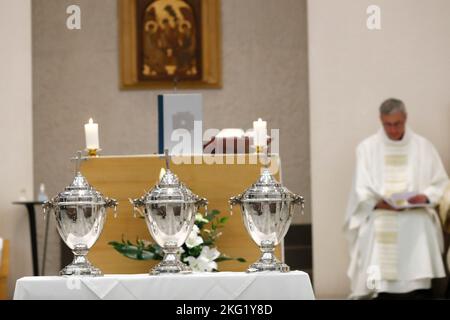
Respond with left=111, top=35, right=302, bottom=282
left=408, top=194, right=429, bottom=205
left=374, top=200, right=398, bottom=211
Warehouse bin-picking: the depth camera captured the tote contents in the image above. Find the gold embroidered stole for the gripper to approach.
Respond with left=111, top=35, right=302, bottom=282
left=374, top=148, right=408, bottom=280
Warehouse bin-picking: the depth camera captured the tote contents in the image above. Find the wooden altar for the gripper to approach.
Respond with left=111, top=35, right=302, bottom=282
left=81, top=155, right=282, bottom=274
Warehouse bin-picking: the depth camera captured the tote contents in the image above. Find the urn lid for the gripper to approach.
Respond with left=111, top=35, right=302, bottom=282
left=44, top=152, right=116, bottom=209
left=51, top=171, right=107, bottom=206
left=234, top=168, right=304, bottom=204
left=144, top=169, right=200, bottom=204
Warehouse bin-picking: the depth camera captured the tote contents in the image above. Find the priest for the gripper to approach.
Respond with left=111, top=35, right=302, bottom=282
left=345, top=98, right=449, bottom=299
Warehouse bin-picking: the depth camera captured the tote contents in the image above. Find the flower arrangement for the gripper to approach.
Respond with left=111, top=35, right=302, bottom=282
left=109, top=209, right=245, bottom=272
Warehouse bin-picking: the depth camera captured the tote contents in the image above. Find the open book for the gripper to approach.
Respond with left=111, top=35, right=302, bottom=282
left=382, top=192, right=432, bottom=210
left=368, top=187, right=432, bottom=210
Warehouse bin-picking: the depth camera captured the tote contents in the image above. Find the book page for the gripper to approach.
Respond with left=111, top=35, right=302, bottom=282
left=385, top=192, right=432, bottom=209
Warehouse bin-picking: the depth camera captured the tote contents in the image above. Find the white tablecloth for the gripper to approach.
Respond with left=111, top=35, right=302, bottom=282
left=14, top=271, right=314, bottom=300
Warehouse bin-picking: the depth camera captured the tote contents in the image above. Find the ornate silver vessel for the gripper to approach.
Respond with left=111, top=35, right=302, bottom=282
left=230, top=166, right=304, bottom=273
left=43, top=152, right=117, bottom=276
left=131, top=154, right=208, bottom=275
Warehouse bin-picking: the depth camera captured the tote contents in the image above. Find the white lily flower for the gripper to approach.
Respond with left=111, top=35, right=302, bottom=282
left=191, top=225, right=200, bottom=234
left=184, top=246, right=220, bottom=272
left=200, top=246, right=221, bottom=261
left=185, top=225, right=203, bottom=248
left=195, top=213, right=209, bottom=224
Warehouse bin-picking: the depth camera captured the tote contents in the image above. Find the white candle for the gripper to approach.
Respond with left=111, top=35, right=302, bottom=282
left=159, top=168, right=166, bottom=181
left=84, top=118, right=99, bottom=150
left=253, top=118, right=267, bottom=147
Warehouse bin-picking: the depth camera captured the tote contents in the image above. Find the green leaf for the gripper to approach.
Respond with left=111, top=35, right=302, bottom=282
left=140, top=250, right=158, bottom=260
left=195, top=222, right=206, bottom=229
left=109, top=209, right=245, bottom=267
left=215, top=255, right=247, bottom=263
left=215, top=256, right=233, bottom=262
left=187, top=245, right=203, bottom=258
left=205, top=210, right=220, bottom=222
left=109, top=238, right=163, bottom=261
left=219, top=216, right=229, bottom=224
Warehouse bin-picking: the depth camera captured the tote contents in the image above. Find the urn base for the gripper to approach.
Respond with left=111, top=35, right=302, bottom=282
left=247, top=260, right=290, bottom=273
left=60, top=259, right=103, bottom=277
left=150, top=249, right=191, bottom=275
left=60, top=246, right=103, bottom=277
left=247, top=241, right=290, bottom=273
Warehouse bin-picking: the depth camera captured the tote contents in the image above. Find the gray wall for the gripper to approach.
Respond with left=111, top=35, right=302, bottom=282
left=32, top=0, right=310, bottom=275
left=0, top=0, right=33, bottom=297
left=308, top=0, right=450, bottom=298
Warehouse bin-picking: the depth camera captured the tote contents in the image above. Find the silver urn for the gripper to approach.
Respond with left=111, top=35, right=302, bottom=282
left=43, top=153, right=117, bottom=276
left=131, top=167, right=208, bottom=275
left=230, top=167, right=304, bottom=273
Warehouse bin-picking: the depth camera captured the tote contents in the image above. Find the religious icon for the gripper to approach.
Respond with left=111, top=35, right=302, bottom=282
left=141, top=0, right=201, bottom=81
left=120, top=0, right=221, bottom=89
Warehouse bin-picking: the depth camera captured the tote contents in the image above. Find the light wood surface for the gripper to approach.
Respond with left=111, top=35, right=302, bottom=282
left=81, top=155, right=281, bottom=274
left=0, top=240, right=9, bottom=300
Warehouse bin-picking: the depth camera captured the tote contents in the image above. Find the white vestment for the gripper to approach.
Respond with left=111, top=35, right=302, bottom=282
left=345, top=128, right=449, bottom=299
